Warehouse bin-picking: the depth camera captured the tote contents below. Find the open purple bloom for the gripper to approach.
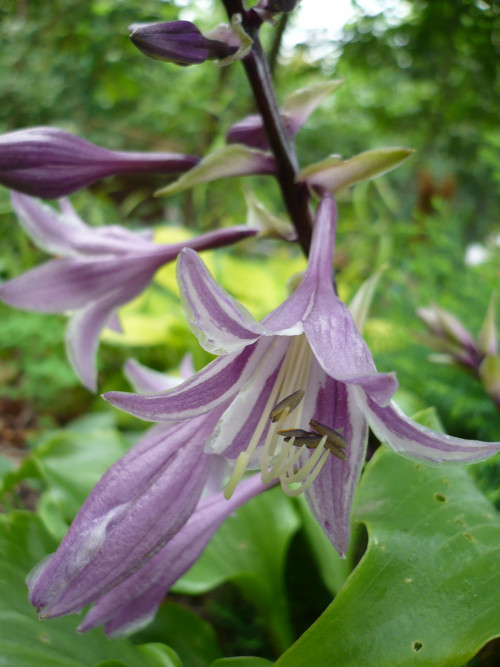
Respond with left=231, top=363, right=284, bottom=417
left=0, top=127, right=199, bottom=198
left=106, top=194, right=500, bottom=555
left=0, top=192, right=256, bottom=390
left=77, top=473, right=271, bottom=637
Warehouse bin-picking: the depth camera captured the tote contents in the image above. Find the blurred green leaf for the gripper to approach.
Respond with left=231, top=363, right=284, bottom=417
left=1, top=413, right=129, bottom=525
left=133, top=601, right=223, bottom=667
left=0, top=511, right=180, bottom=667
left=209, top=658, right=273, bottom=667
left=174, top=486, right=301, bottom=654
left=276, top=447, right=500, bottom=666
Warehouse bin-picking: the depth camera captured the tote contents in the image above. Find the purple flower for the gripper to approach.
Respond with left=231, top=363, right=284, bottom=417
left=129, top=20, right=238, bottom=66
left=77, top=473, right=271, bottom=637
left=0, top=192, right=256, bottom=390
left=27, top=355, right=271, bottom=627
left=28, top=357, right=226, bottom=618
left=0, top=127, right=199, bottom=198
left=106, top=194, right=500, bottom=555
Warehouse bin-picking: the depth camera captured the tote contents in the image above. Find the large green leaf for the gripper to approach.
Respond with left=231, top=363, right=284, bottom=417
left=173, top=486, right=300, bottom=654
left=276, top=447, right=500, bottom=666
left=0, top=511, right=180, bottom=667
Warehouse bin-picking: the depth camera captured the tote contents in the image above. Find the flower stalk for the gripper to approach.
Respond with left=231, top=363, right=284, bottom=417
left=221, top=0, right=314, bottom=255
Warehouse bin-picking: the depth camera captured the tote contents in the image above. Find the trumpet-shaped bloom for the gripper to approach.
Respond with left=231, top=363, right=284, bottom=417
left=27, top=356, right=236, bottom=620
left=77, top=473, right=272, bottom=637
left=106, top=194, right=500, bottom=555
left=0, top=192, right=256, bottom=390
left=0, top=127, right=199, bottom=198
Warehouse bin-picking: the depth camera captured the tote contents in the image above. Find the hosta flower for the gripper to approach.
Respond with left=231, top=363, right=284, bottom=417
left=28, top=357, right=230, bottom=620
left=106, top=194, right=500, bottom=555
left=0, top=127, right=199, bottom=198
left=77, top=473, right=271, bottom=637
left=0, top=192, right=256, bottom=390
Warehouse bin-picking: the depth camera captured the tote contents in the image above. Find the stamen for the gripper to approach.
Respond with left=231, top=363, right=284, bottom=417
left=283, top=435, right=328, bottom=483
left=224, top=451, right=250, bottom=500
left=269, top=389, right=305, bottom=423
left=309, top=419, right=347, bottom=449
left=281, top=448, right=331, bottom=497
left=279, top=429, right=325, bottom=449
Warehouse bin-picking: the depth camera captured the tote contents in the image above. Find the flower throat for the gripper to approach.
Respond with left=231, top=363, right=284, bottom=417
left=224, top=334, right=348, bottom=499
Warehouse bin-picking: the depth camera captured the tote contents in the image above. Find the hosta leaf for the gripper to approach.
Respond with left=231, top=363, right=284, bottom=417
left=276, top=447, right=500, bottom=667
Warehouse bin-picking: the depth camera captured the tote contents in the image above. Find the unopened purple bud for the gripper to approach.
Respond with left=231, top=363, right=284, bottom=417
left=129, top=21, right=238, bottom=66
left=0, top=127, right=199, bottom=198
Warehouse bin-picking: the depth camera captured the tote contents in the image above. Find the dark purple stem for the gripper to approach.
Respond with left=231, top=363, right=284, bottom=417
left=221, top=0, right=313, bottom=255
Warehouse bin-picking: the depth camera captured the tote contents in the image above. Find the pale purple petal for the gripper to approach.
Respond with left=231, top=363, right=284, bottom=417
left=78, top=474, right=273, bottom=637
left=177, top=247, right=266, bottom=354
left=104, top=337, right=275, bottom=422
left=360, top=390, right=500, bottom=463
left=206, top=337, right=288, bottom=455
left=305, top=370, right=369, bottom=556
left=29, top=411, right=222, bottom=618
left=304, top=294, right=398, bottom=406
left=10, top=192, right=90, bottom=256
left=124, top=359, right=187, bottom=393
left=0, top=254, right=160, bottom=312
left=66, top=276, right=154, bottom=391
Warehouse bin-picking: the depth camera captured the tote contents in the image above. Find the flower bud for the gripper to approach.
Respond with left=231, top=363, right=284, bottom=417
left=0, top=127, right=199, bottom=198
left=129, top=20, right=238, bottom=66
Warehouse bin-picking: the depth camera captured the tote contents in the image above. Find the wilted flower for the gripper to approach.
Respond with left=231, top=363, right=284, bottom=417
left=0, top=127, right=199, bottom=198
left=0, top=192, right=256, bottom=390
left=106, top=194, right=500, bottom=555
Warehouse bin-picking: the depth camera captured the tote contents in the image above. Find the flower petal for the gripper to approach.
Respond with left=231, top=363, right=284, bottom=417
left=206, top=337, right=288, bottom=456
left=78, top=473, right=272, bottom=637
left=29, top=413, right=220, bottom=618
left=104, top=337, right=274, bottom=422
left=360, top=390, right=500, bottom=463
left=124, top=358, right=188, bottom=393
left=178, top=247, right=266, bottom=354
left=0, top=255, right=158, bottom=312
left=305, top=371, right=369, bottom=556
left=66, top=276, right=153, bottom=391
left=304, top=294, right=398, bottom=406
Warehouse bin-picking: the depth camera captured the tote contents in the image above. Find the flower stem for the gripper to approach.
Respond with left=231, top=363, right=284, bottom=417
left=221, top=0, right=313, bottom=256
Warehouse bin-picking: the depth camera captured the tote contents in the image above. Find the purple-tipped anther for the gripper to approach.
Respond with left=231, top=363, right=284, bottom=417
left=0, top=127, right=199, bottom=198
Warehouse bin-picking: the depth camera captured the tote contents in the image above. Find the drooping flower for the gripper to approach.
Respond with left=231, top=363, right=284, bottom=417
left=106, top=194, right=500, bottom=555
left=27, top=356, right=236, bottom=620
left=0, top=127, right=199, bottom=198
left=0, top=192, right=256, bottom=390
left=77, top=472, right=271, bottom=637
